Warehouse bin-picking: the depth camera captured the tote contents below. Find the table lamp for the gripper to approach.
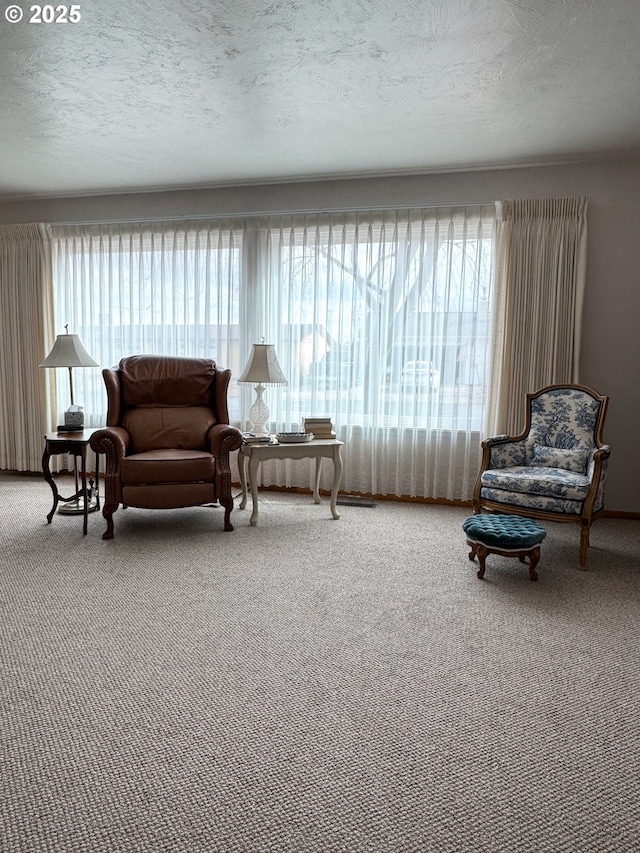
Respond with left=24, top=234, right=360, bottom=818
left=237, top=342, right=288, bottom=435
left=40, top=325, right=98, bottom=430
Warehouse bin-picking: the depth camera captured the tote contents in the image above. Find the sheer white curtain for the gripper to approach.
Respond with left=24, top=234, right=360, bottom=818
left=0, top=224, right=56, bottom=471
left=49, top=209, right=496, bottom=500
left=254, top=206, right=497, bottom=499
left=488, top=197, right=588, bottom=435
left=50, top=220, right=245, bottom=428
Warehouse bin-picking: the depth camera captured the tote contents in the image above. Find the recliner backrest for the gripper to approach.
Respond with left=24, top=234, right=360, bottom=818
left=120, top=355, right=216, bottom=407
left=108, top=355, right=220, bottom=454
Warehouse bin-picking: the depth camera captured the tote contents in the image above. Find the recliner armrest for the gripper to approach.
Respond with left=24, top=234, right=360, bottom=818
left=90, top=427, right=129, bottom=466
left=208, top=424, right=243, bottom=458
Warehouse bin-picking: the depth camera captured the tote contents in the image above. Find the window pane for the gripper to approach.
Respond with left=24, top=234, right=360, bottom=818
left=50, top=223, right=242, bottom=426
left=262, top=209, right=495, bottom=433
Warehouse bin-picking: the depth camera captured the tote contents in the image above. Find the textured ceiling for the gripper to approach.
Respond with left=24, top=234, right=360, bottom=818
left=1, top=0, right=639, bottom=198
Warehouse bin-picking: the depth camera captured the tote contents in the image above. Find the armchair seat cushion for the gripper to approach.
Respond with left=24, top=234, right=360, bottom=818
left=480, top=466, right=591, bottom=501
left=120, top=449, right=215, bottom=485
left=479, top=487, right=584, bottom=516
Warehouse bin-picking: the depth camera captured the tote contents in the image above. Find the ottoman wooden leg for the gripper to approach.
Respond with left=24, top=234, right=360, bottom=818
left=528, top=546, right=540, bottom=582
left=476, top=543, right=488, bottom=580
left=467, top=540, right=478, bottom=562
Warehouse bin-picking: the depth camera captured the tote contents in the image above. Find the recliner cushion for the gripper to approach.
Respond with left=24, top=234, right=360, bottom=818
left=120, top=449, right=216, bottom=485
left=122, top=406, right=217, bottom=453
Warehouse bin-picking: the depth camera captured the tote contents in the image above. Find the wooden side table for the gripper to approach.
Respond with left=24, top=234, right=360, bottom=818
left=238, top=438, right=344, bottom=526
left=42, top=429, right=101, bottom=535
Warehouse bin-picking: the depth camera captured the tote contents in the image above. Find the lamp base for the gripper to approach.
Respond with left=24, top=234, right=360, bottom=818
left=248, top=383, right=271, bottom=435
left=58, top=495, right=100, bottom=515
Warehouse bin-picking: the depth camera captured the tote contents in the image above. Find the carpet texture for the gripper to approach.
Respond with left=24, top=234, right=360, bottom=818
left=1, top=472, right=639, bottom=853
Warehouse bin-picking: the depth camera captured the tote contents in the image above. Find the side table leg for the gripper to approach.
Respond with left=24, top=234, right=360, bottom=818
left=42, top=445, right=59, bottom=524
left=248, top=454, right=260, bottom=526
left=330, top=446, right=343, bottom=520
left=81, top=447, right=89, bottom=535
left=313, top=458, right=322, bottom=504
left=238, top=449, right=248, bottom=510
left=42, top=445, right=60, bottom=524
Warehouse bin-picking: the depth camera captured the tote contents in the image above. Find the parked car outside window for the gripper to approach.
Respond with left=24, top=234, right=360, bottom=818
left=401, top=360, right=440, bottom=390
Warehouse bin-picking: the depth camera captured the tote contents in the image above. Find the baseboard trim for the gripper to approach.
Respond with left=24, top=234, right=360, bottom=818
left=234, top=483, right=640, bottom=518
left=232, top=482, right=474, bottom=508
left=601, top=509, right=640, bottom=520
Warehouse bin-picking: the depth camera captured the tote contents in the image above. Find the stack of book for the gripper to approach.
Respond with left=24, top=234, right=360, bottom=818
left=302, top=417, right=336, bottom=439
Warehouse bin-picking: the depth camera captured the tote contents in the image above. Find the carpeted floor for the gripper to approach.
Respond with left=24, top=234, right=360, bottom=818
left=1, top=472, right=639, bottom=853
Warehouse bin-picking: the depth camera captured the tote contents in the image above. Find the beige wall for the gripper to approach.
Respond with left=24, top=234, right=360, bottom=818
left=2, top=157, right=639, bottom=511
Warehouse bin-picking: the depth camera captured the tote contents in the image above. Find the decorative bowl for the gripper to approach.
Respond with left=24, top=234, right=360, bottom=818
left=276, top=432, right=314, bottom=443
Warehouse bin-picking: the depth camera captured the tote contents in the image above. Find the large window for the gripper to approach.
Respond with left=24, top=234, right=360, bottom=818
left=51, top=205, right=496, bottom=499
left=261, top=208, right=495, bottom=434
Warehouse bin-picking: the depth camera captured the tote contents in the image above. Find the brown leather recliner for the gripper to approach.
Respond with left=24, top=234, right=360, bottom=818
left=90, top=355, right=243, bottom=540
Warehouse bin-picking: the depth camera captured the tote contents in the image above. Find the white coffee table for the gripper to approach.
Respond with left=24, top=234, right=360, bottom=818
left=238, top=438, right=344, bottom=526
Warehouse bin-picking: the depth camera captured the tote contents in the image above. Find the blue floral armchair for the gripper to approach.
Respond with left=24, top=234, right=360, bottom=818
left=472, top=384, right=610, bottom=567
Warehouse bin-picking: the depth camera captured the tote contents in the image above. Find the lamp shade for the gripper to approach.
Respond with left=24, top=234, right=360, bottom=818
left=40, top=329, right=98, bottom=415
left=40, top=333, right=98, bottom=369
left=237, top=343, right=288, bottom=386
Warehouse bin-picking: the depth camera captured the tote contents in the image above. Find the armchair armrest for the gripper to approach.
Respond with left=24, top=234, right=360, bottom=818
left=90, top=427, right=129, bottom=465
left=483, top=434, right=510, bottom=445
left=480, top=436, right=528, bottom=470
left=587, top=444, right=611, bottom=479
left=208, top=424, right=243, bottom=458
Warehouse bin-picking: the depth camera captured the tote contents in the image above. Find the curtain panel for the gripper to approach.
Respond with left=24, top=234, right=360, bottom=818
left=488, top=197, right=588, bottom=436
left=0, top=224, right=56, bottom=471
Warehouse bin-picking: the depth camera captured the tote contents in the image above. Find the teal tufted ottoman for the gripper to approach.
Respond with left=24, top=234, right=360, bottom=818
left=462, top=514, right=547, bottom=581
